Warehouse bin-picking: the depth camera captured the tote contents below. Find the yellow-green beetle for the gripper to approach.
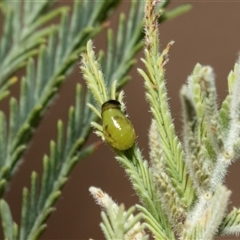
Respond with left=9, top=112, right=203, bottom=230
left=101, top=100, right=136, bottom=150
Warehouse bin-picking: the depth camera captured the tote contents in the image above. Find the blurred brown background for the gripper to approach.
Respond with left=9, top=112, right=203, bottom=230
left=1, top=1, right=240, bottom=239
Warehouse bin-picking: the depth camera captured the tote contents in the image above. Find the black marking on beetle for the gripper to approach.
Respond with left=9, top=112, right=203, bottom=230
left=113, top=115, right=124, bottom=121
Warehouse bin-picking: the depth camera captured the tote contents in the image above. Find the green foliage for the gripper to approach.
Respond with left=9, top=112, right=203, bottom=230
left=0, top=0, right=65, bottom=101
left=0, top=0, right=149, bottom=238
left=219, top=207, right=240, bottom=236
left=82, top=1, right=192, bottom=238
left=0, top=200, right=18, bottom=240
left=116, top=146, right=174, bottom=239
left=0, top=0, right=121, bottom=196
left=0, top=84, right=97, bottom=240
left=0, top=0, right=188, bottom=238
left=89, top=187, right=148, bottom=239
left=4, top=0, right=235, bottom=239
left=83, top=1, right=240, bottom=240
left=100, top=205, right=145, bottom=240
left=138, top=1, right=195, bottom=216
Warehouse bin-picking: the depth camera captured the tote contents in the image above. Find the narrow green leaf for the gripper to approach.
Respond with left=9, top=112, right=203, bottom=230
left=37, top=155, right=50, bottom=211
left=0, top=8, right=13, bottom=60
left=0, top=200, right=14, bottom=240
left=19, top=77, right=28, bottom=122
left=49, top=140, right=56, bottom=183
left=0, top=76, right=17, bottom=102
left=30, top=172, right=39, bottom=224
left=35, top=45, right=47, bottom=99
left=100, top=211, right=114, bottom=240
left=55, top=11, right=69, bottom=68
left=159, top=4, right=192, bottom=23
left=46, top=28, right=58, bottom=79
left=52, top=177, right=68, bottom=192
left=70, top=0, right=82, bottom=40
left=45, top=191, right=62, bottom=209
left=27, top=105, right=43, bottom=127
left=25, top=7, right=69, bottom=39
left=219, top=207, right=240, bottom=236
left=11, top=123, right=31, bottom=154
left=2, top=49, right=39, bottom=83
left=137, top=204, right=166, bottom=239
left=19, top=188, right=30, bottom=240
left=26, top=25, right=57, bottom=43
left=105, top=29, right=114, bottom=83
left=65, top=106, right=75, bottom=155
left=9, top=97, right=19, bottom=144
left=28, top=224, right=47, bottom=240
left=9, top=145, right=27, bottom=172
left=0, top=112, right=7, bottom=167
left=25, top=58, right=36, bottom=109
left=13, top=222, right=18, bottom=240
left=56, top=120, right=64, bottom=167
left=74, top=84, right=83, bottom=136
